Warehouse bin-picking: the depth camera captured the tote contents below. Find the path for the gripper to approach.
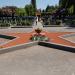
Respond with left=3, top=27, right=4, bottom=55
left=0, top=45, right=75, bottom=75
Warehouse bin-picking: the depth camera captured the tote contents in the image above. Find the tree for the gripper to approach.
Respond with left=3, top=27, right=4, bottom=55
left=5, top=6, right=17, bottom=20
left=59, top=0, right=67, bottom=8
left=45, top=5, right=58, bottom=13
left=59, top=0, right=75, bottom=15
left=25, top=4, right=35, bottom=16
left=46, top=5, right=50, bottom=12
left=16, top=8, right=26, bottom=16
left=42, top=9, right=45, bottom=12
left=0, top=9, right=2, bottom=17
left=31, top=0, right=36, bottom=12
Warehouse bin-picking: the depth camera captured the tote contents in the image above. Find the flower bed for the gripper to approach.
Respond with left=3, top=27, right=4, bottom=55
left=30, top=28, right=49, bottom=41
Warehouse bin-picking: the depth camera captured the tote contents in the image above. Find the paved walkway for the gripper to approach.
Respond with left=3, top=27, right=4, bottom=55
left=0, top=45, right=75, bottom=75
left=44, top=27, right=75, bottom=32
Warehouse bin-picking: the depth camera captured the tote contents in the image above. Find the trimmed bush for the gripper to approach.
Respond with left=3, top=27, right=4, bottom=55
left=0, top=23, right=10, bottom=27
left=56, top=20, right=61, bottom=25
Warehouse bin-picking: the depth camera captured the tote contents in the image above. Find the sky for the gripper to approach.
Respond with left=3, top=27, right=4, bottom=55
left=0, top=0, right=59, bottom=9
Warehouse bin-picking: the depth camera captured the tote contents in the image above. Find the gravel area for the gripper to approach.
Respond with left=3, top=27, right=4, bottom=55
left=0, top=45, right=75, bottom=75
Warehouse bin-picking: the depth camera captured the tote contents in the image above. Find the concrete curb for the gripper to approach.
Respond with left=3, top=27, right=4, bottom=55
left=0, top=42, right=38, bottom=54
left=11, top=26, right=32, bottom=28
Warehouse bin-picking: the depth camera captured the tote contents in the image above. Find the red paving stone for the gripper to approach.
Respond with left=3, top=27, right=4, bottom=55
left=45, top=32, right=75, bottom=47
left=0, top=31, right=75, bottom=48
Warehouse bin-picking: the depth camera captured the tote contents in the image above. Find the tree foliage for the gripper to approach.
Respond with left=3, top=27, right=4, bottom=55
left=16, top=4, right=35, bottom=16
left=59, top=0, right=75, bottom=14
left=16, top=8, right=26, bottom=16
left=45, top=5, right=58, bottom=13
left=25, top=4, right=35, bottom=16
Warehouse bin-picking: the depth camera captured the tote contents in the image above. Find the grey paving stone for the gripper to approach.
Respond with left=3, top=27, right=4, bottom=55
left=0, top=45, right=75, bottom=75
